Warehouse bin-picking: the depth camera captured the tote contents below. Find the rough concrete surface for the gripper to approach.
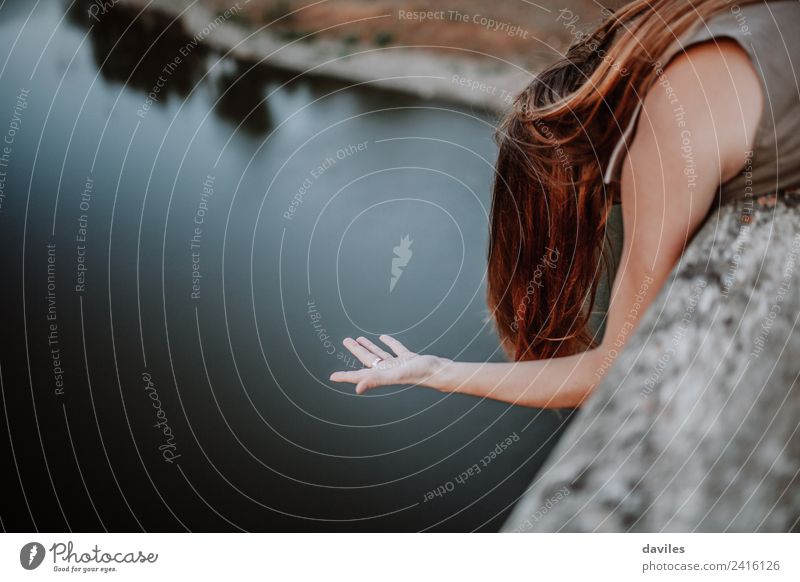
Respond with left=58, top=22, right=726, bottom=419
left=504, top=189, right=800, bottom=532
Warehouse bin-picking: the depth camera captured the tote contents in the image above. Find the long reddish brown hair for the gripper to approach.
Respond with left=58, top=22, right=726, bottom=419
left=488, top=0, right=764, bottom=360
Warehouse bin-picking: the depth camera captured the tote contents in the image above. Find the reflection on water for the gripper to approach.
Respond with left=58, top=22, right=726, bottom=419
left=72, top=1, right=210, bottom=97
left=214, top=59, right=274, bottom=134
left=0, top=0, right=574, bottom=532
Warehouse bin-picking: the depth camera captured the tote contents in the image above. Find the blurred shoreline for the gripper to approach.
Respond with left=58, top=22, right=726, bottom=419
left=110, top=0, right=613, bottom=112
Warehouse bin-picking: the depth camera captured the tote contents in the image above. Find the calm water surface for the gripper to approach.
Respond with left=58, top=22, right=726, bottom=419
left=0, top=0, right=574, bottom=531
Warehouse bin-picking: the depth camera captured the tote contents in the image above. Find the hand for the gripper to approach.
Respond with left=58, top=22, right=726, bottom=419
left=329, top=335, right=449, bottom=394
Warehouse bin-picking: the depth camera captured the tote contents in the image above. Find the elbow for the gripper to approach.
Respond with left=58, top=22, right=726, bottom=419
left=572, top=346, right=618, bottom=407
left=591, top=341, right=622, bottom=383
left=541, top=349, right=609, bottom=409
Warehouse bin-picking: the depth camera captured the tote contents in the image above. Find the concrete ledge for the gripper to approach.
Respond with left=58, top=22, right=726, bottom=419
left=504, top=189, right=800, bottom=532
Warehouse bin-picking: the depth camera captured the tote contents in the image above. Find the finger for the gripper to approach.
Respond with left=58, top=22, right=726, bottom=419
left=379, top=334, right=413, bottom=356
left=342, top=337, right=383, bottom=367
left=355, top=372, right=390, bottom=394
left=329, top=369, right=368, bottom=384
left=355, top=336, right=393, bottom=360
left=355, top=381, right=372, bottom=395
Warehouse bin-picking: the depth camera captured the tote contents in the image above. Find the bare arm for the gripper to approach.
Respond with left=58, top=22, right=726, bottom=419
left=331, top=40, right=761, bottom=408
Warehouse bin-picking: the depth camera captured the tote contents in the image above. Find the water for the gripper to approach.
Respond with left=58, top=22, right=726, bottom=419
left=0, top=0, right=572, bottom=532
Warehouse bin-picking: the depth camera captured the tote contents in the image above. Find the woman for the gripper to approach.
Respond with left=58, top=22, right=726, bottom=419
left=331, top=0, right=800, bottom=408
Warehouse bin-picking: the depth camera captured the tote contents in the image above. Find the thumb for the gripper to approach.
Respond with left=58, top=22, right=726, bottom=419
left=355, top=373, right=389, bottom=394
left=355, top=380, right=374, bottom=395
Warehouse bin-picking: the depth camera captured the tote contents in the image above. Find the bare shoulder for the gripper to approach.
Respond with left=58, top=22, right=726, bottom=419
left=638, top=38, right=763, bottom=182
left=619, top=38, right=763, bottom=275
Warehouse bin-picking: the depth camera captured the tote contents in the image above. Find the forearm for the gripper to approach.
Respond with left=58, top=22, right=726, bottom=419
left=427, top=348, right=607, bottom=409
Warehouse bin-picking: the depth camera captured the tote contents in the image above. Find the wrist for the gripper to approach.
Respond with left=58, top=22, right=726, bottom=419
left=425, top=356, right=455, bottom=392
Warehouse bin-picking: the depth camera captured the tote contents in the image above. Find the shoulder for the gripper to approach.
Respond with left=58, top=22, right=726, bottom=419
left=618, top=39, right=763, bottom=271
left=637, top=38, right=762, bottom=182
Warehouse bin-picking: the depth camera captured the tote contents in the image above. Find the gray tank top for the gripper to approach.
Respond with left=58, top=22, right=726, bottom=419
left=603, top=0, right=800, bottom=203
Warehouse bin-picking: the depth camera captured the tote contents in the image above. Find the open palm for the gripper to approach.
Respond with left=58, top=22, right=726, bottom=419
left=329, top=335, right=444, bottom=394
